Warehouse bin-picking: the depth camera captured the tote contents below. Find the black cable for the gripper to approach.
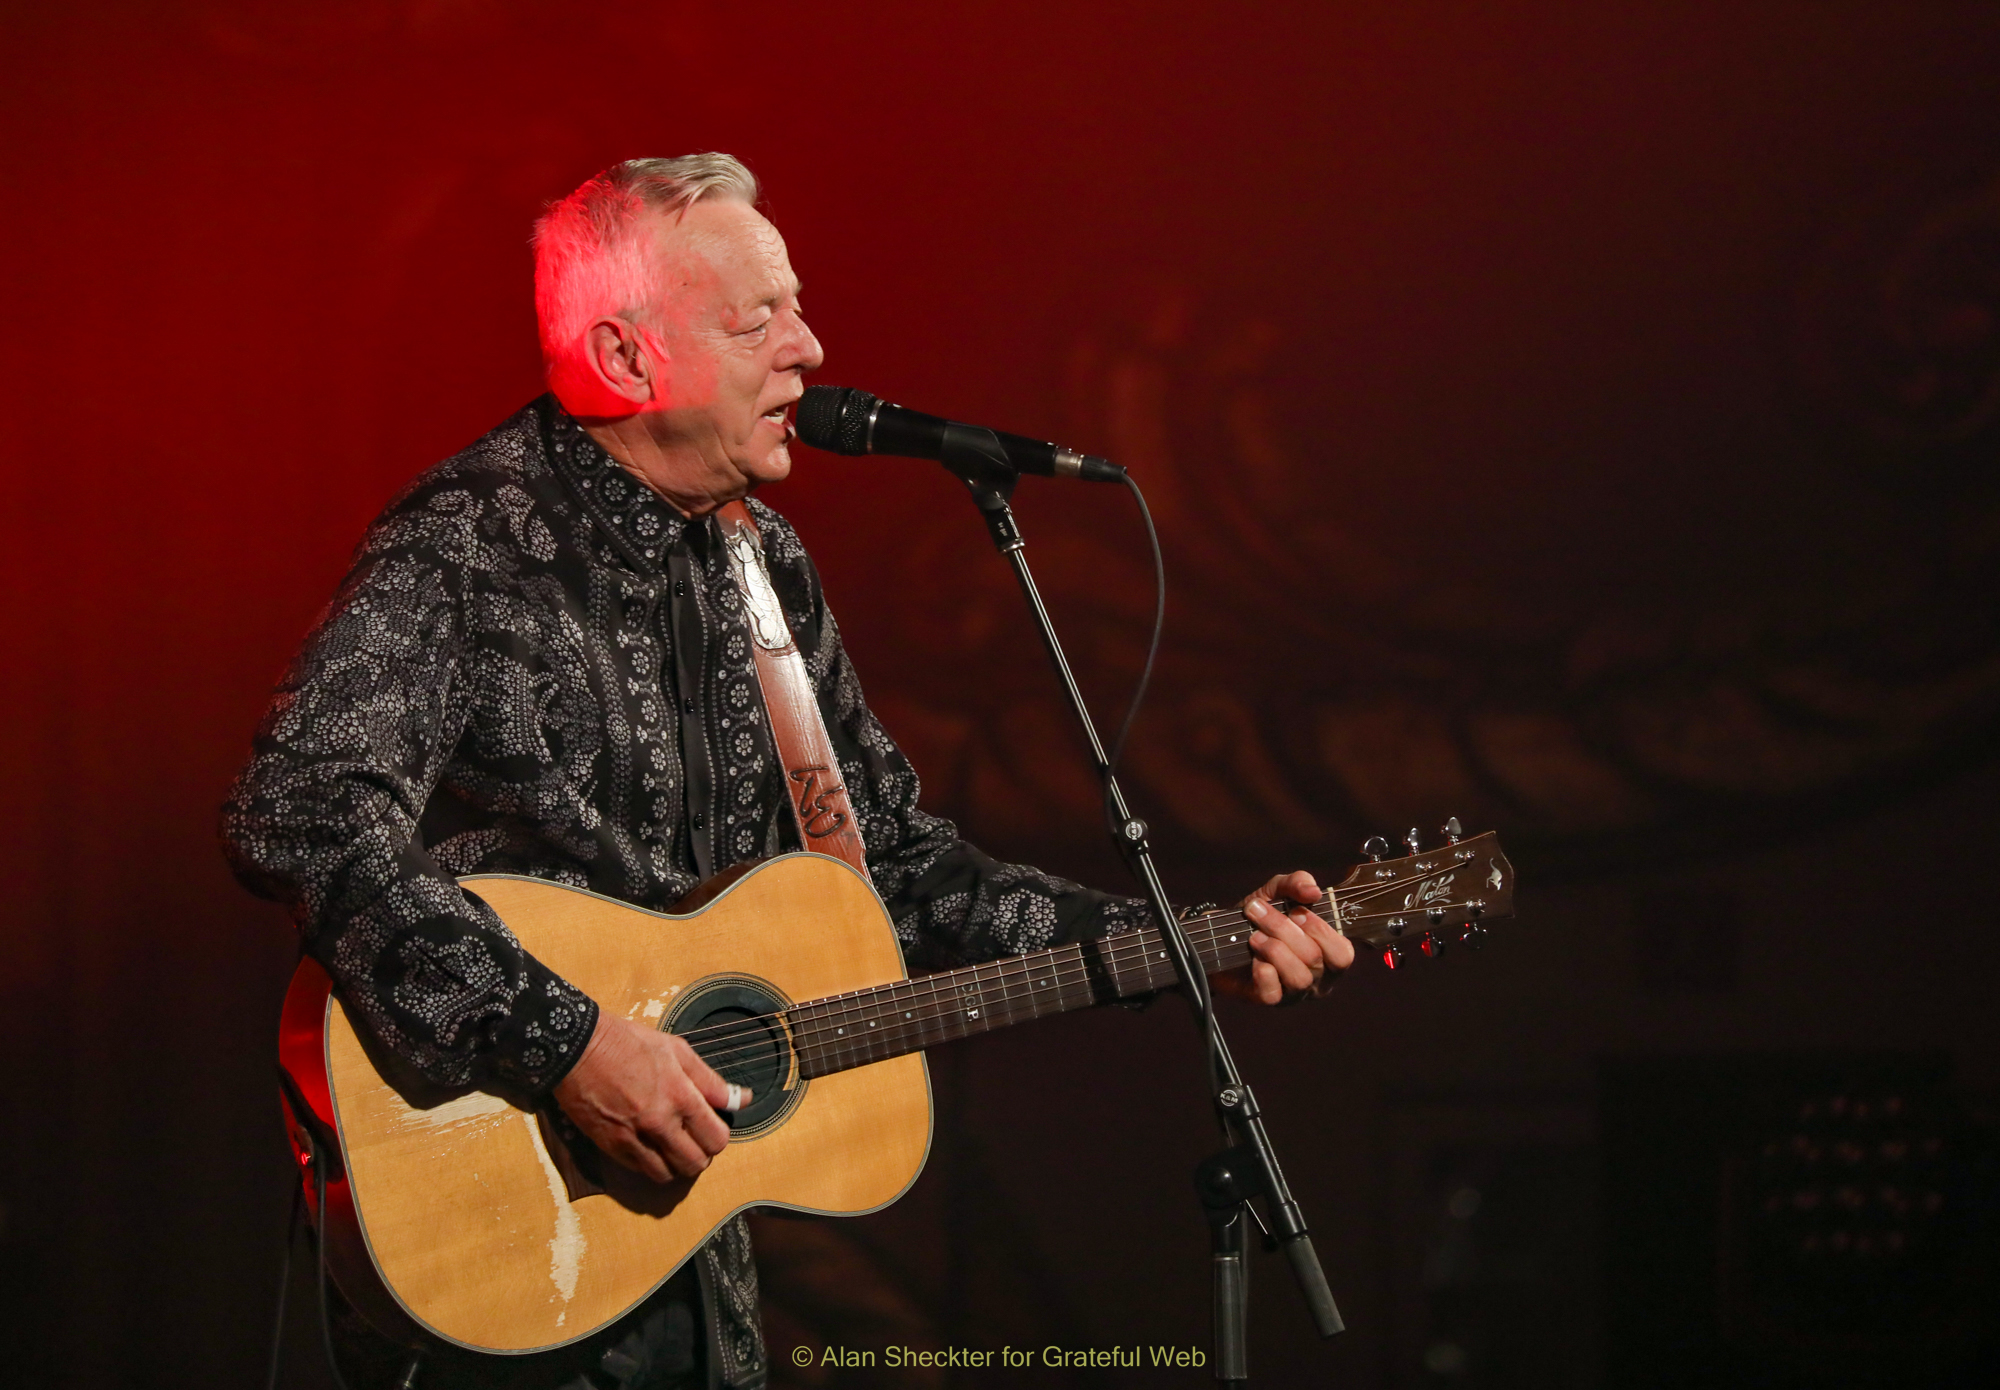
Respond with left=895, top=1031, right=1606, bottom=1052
left=1101, top=472, right=1165, bottom=821
left=1102, top=475, right=1227, bottom=1108
left=310, top=1139, right=357, bottom=1390
left=265, top=1180, right=302, bottom=1390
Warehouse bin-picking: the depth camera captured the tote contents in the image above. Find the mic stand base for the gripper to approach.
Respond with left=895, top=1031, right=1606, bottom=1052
left=1197, top=1149, right=1254, bottom=1385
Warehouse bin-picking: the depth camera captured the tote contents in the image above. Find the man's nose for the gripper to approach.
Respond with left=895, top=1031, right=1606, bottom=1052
left=777, top=312, right=824, bottom=374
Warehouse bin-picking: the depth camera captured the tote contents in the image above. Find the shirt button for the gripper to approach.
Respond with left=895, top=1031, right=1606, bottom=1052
left=683, top=697, right=697, bottom=715
left=674, top=579, right=688, bottom=597
left=691, top=812, right=707, bottom=831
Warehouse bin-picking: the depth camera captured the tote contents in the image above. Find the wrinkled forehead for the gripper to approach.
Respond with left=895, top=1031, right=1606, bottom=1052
left=642, top=200, right=797, bottom=319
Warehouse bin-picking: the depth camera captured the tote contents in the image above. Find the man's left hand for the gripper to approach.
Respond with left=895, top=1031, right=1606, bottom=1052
left=1215, top=869, right=1355, bottom=1005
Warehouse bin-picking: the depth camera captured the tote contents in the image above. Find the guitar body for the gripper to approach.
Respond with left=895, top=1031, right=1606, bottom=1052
left=277, top=853, right=932, bottom=1354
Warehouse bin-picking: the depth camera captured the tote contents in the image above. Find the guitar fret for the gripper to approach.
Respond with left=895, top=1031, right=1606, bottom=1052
left=929, top=970, right=961, bottom=1048
left=977, top=959, right=999, bottom=1035
left=906, top=974, right=935, bottom=1052
left=918, top=970, right=952, bottom=1050
left=879, top=979, right=910, bottom=1062
left=837, top=989, right=865, bottom=1069
left=916, top=969, right=955, bottom=1051
left=956, top=963, right=980, bottom=1028
left=816, top=995, right=838, bottom=1074
left=909, top=976, right=932, bottom=1053
left=845, top=990, right=878, bottom=1068
left=967, top=960, right=991, bottom=1036
left=831, top=990, right=856, bottom=1071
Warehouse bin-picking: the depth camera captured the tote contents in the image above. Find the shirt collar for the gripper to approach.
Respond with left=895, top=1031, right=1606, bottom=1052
left=542, top=397, right=692, bottom=571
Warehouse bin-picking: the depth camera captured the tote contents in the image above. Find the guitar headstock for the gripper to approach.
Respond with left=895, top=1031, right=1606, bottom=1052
left=1328, top=819, right=1515, bottom=969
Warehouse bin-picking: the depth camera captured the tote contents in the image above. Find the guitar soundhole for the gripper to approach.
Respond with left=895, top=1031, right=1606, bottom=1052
left=664, top=975, right=805, bottom=1140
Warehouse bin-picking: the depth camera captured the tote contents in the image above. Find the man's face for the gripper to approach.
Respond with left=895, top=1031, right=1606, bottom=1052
left=632, top=198, right=822, bottom=494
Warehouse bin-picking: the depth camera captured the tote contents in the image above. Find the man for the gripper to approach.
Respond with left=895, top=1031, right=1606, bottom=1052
left=224, top=154, right=1352, bottom=1390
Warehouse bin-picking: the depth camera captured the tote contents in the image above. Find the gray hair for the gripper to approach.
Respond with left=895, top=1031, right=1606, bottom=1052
left=533, top=154, right=762, bottom=369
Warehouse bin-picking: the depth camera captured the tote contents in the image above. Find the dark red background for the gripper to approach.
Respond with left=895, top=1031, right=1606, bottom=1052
left=4, top=3, right=1999, bottom=1385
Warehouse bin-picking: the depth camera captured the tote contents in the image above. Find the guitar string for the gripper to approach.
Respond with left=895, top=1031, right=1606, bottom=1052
left=667, top=842, right=1509, bottom=1066
left=674, top=882, right=1346, bottom=1052
left=684, top=891, right=1493, bottom=1077
left=687, top=944, right=1122, bottom=1075
left=769, top=898, right=1312, bottom=1074
left=690, top=911, right=1402, bottom=1079
left=775, top=969, right=1094, bottom=1078
left=768, top=921, right=1223, bottom=1068
left=683, top=916, right=1249, bottom=1074
left=673, top=868, right=1503, bottom=1073
left=671, top=842, right=1510, bottom=1067
left=682, top=884, right=1497, bottom=1076
left=708, top=923, right=1249, bottom=1077
left=677, top=930, right=1100, bottom=1061
left=679, top=865, right=1484, bottom=1064
left=670, top=897, right=1273, bottom=1053
left=682, top=894, right=1278, bottom=1063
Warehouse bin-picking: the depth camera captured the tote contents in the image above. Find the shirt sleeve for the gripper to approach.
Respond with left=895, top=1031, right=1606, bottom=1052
left=221, top=489, right=598, bottom=1097
left=753, top=505, right=1153, bottom=972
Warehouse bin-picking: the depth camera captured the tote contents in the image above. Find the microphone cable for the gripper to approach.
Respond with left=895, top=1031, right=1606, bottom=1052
left=1097, top=474, right=1231, bottom=1104
left=1101, top=472, right=1164, bottom=841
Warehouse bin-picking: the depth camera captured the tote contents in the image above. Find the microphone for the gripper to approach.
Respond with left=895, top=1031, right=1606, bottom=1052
left=796, top=385, right=1127, bottom=483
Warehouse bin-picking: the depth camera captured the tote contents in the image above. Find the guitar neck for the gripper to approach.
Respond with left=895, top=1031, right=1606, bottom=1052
left=786, top=905, right=1271, bottom=1080
left=785, top=830, right=1513, bottom=1080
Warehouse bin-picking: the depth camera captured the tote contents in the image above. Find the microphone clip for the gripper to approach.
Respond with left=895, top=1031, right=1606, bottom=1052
left=939, top=422, right=1019, bottom=505
left=940, top=424, right=1024, bottom=551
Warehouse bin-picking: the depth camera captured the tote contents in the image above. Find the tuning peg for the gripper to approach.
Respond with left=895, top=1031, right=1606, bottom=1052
left=1382, top=943, right=1407, bottom=970
left=1420, top=931, right=1447, bottom=958
left=1459, top=923, right=1488, bottom=950
left=1404, top=827, right=1422, bottom=856
left=1362, top=835, right=1393, bottom=862
left=1441, top=816, right=1463, bottom=844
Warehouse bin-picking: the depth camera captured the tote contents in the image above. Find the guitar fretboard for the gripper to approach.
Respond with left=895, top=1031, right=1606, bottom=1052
left=784, top=906, right=1270, bottom=1079
left=761, top=831, right=1510, bottom=1080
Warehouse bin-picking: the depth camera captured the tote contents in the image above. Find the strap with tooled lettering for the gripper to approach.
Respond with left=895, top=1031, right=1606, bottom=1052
left=715, top=501, right=872, bottom=882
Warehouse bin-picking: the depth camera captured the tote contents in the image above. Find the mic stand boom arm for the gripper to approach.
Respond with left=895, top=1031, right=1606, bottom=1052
left=937, top=429, right=1345, bottom=1379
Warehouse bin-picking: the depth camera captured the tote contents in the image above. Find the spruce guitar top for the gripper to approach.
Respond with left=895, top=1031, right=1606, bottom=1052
left=278, top=832, right=1515, bottom=1354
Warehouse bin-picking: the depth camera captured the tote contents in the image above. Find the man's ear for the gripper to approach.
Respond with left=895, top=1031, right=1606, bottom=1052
left=583, top=317, right=660, bottom=407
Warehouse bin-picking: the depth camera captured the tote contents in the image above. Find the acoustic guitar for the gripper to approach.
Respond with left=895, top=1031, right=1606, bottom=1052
left=277, top=831, right=1515, bottom=1354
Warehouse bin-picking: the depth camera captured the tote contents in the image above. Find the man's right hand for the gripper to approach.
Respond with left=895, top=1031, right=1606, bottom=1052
left=551, top=1013, right=748, bottom=1183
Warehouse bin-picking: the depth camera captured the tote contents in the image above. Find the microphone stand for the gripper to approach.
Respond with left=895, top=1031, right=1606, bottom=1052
left=935, top=427, right=1344, bottom=1383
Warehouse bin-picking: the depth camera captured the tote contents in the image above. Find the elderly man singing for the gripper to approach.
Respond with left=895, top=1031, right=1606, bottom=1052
left=224, top=155, right=1352, bottom=1390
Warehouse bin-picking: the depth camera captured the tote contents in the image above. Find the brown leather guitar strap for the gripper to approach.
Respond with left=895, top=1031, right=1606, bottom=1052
left=715, top=501, right=872, bottom=882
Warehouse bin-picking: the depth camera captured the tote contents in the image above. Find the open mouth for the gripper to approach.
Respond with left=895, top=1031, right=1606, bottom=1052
left=764, top=401, right=797, bottom=440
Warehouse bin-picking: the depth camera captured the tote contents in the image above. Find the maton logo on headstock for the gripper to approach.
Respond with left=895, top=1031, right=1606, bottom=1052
left=1403, top=874, right=1458, bottom=911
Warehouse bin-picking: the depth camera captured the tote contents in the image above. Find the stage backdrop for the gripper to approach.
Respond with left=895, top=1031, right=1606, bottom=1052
left=3, top=3, right=1998, bottom=1386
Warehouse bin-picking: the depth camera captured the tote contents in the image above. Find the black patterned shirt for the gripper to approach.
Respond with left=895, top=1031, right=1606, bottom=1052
left=223, top=397, right=1146, bottom=1098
